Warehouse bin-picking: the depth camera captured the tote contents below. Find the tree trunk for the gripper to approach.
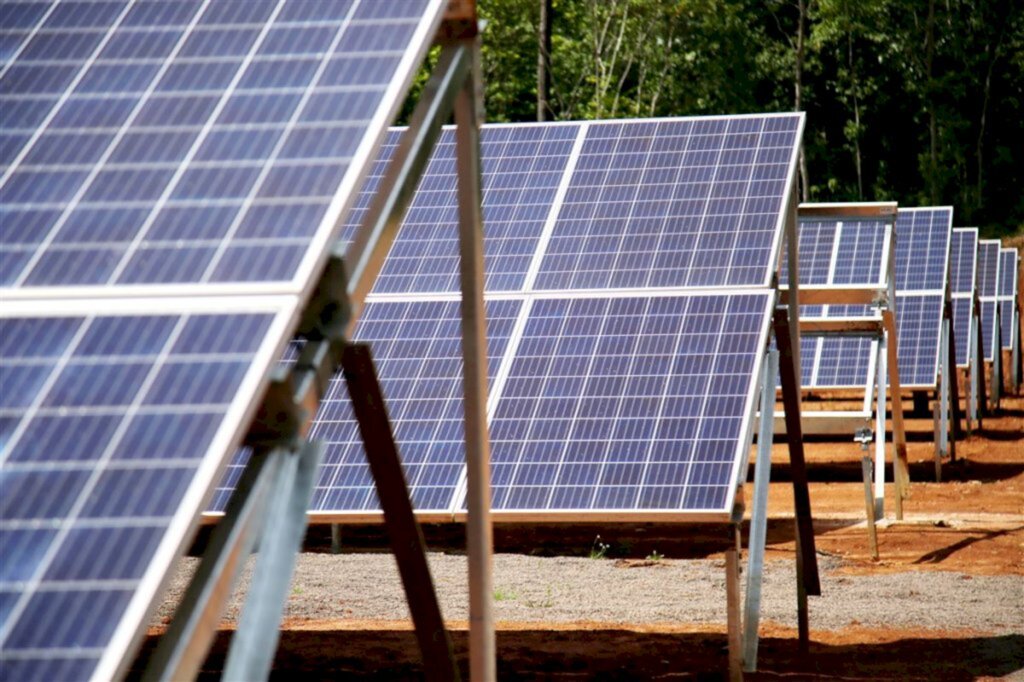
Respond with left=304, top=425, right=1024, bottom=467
left=537, top=0, right=553, bottom=121
left=925, top=0, right=938, bottom=204
left=849, top=31, right=863, bottom=201
left=795, top=0, right=810, bottom=202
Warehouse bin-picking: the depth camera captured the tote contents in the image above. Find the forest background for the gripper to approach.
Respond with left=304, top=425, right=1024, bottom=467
left=403, top=0, right=1023, bottom=237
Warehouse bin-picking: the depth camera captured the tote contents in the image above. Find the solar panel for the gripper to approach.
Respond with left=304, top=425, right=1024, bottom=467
left=893, top=207, right=952, bottom=292
left=949, top=228, right=978, bottom=368
left=949, top=228, right=978, bottom=296
left=0, top=301, right=293, bottom=682
left=785, top=215, right=888, bottom=390
left=786, top=208, right=952, bottom=390
left=208, top=113, right=803, bottom=519
left=349, top=125, right=582, bottom=295
left=998, top=248, right=1019, bottom=350
left=1, top=0, right=447, bottom=292
left=951, top=296, right=972, bottom=367
left=977, top=240, right=1002, bottom=360
left=532, top=115, right=803, bottom=291
left=483, top=292, right=772, bottom=515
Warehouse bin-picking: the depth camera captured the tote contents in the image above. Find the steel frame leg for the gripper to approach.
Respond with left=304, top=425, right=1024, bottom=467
left=970, top=314, right=980, bottom=426
left=143, top=442, right=321, bottom=682
left=223, top=441, right=323, bottom=681
left=742, top=350, right=777, bottom=672
left=1013, top=311, right=1021, bottom=393
left=874, top=336, right=886, bottom=520
left=939, top=318, right=950, bottom=459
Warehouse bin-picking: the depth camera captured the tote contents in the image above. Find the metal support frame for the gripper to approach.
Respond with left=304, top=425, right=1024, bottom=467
left=873, top=334, right=887, bottom=519
left=223, top=440, right=322, bottom=681
left=1012, top=304, right=1022, bottom=394
left=452, top=25, right=495, bottom=682
left=935, top=301, right=963, bottom=469
left=861, top=456, right=880, bottom=560
left=741, top=350, right=777, bottom=672
left=938, top=316, right=951, bottom=460
left=966, top=299, right=981, bottom=429
left=991, top=304, right=1003, bottom=409
left=772, top=309, right=821, bottom=592
left=143, top=442, right=320, bottom=682
left=726, top=524, right=743, bottom=682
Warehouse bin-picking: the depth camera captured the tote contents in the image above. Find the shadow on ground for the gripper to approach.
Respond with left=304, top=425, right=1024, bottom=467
left=130, top=628, right=1024, bottom=681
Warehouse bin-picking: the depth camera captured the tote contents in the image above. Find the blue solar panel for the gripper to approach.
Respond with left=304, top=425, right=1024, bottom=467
left=949, top=228, right=978, bottom=296
left=0, top=305, right=288, bottom=681
left=977, top=240, right=1002, bottom=361
left=780, top=219, right=836, bottom=286
left=811, top=337, right=875, bottom=389
left=211, top=299, right=522, bottom=515
left=951, top=296, right=972, bottom=367
left=977, top=241, right=1001, bottom=298
left=1, top=0, right=446, bottom=290
left=892, top=294, right=945, bottom=387
left=345, top=124, right=581, bottom=294
left=893, top=207, right=952, bottom=291
left=998, top=248, right=1019, bottom=350
left=533, top=115, right=802, bottom=291
left=980, top=300, right=999, bottom=362
left=483, top=293, right=772, bottom=514
left=949, top=229, right=978, bottom=369
left=832, top=219, right=887, bottom=285
left=787, top=215, right=888, bottom=390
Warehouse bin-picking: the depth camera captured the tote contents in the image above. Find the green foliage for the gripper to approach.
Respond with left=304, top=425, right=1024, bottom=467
left=467, top=0, right=1023, bottom=236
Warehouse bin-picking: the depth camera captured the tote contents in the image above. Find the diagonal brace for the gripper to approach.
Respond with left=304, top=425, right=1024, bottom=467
left=342, top=343, right=461, bottom=682
left=772, top=307, right=821, bottom=597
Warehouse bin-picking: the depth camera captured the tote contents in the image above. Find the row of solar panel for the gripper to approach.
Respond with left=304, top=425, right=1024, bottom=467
left=208, top=290, right=773, bottom=515
left=2, top=117, right=802, bottom=293
left=783, top=208, right=949, bottom=390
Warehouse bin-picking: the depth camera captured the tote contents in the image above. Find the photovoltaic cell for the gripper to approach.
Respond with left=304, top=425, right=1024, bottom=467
left=343, top=125, right=581, bottom=295
left=533, top=115, right=802, bottom=290
left=0, top=306, right=287, bottom=681
left=481, top=293, right=771, bottom=514
left=1, top=0, right=445, bottom=290
left=204, top=113, right=801, bottom=521
left=779, top=219, right=836, bottom=286
left=998, top=248, right=1018, bottom=351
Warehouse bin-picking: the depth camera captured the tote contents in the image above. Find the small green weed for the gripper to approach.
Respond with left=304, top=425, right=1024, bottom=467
left=494, top=587, right=517, bottom=602
left=589, top=534, right=610, bottom=560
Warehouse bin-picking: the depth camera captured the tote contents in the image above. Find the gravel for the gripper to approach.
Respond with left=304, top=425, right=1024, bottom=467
left=156, top=552, right=1023, bottom=634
